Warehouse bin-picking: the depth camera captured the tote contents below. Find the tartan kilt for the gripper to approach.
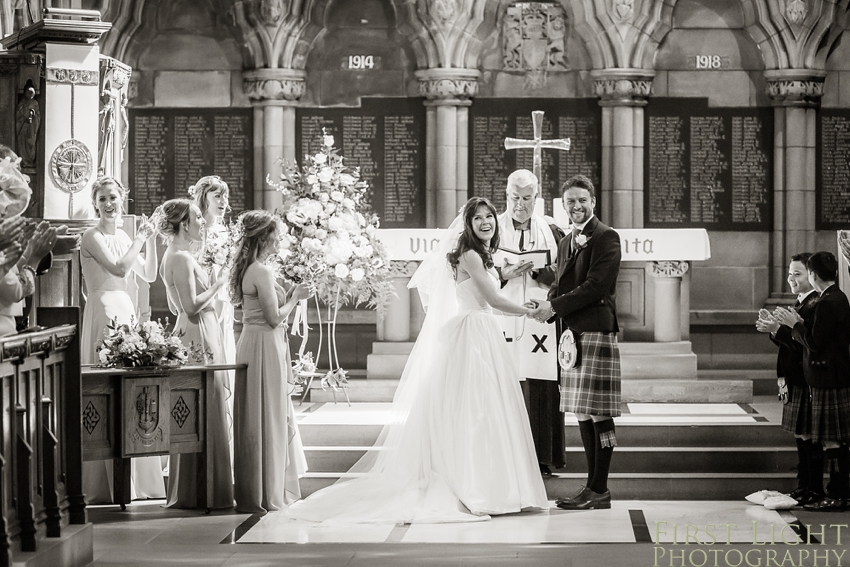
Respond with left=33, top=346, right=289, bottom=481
left=810, top=386, right=850, bottom=443
left=781, top=383, right=811, bottom=436
left=559, top=331, right=621, bottom=417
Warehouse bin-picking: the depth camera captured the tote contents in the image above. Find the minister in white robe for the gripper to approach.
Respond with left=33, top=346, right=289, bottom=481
left=495, top=169, right=566, bottom=476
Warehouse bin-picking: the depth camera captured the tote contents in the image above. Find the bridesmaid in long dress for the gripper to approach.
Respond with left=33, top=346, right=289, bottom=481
left=80, top=176, right=162, bottom=503
left=157, top=198, right=233, bottom=509
left=190, top=176, right=235, bottom=450
left=228, top=210, right=309, bottom=513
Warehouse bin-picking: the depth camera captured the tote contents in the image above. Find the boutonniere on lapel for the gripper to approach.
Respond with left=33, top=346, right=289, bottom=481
left=575, top=234, right=590, bottom=250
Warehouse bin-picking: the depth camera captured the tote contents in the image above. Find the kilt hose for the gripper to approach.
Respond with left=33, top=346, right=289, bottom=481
left=559, top=331, right=621, bottom=417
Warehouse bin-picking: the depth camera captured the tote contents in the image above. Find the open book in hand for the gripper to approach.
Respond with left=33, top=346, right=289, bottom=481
left=494, top=247, right=552, bottom=269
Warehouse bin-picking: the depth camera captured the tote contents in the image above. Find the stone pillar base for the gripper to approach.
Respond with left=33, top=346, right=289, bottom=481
left=366, top=342, right=414, bottom=379
left=619, top=341, right=698, bottom=380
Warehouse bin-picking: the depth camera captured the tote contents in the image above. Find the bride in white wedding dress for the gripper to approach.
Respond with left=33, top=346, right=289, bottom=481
left=285, top=197, right=549, bottom=523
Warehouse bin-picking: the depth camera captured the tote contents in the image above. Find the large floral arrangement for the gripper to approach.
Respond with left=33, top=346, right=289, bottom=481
left=266, top=130, right=393, bottom=398
left=96, top=317, right=210, bottom=368
left=268, top=131, right=392, bottom=310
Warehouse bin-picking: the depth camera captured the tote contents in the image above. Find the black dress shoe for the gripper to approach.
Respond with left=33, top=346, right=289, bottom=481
left=788, top=487, right=808, bottom=501
left=555, top=486, right=590, bottom=508
left=556, top=488, right=611, bottom=510
left=539, top=464, right=553, bottom=478
left=803, top=497, right=847, bottom=512
left=793, top=489, right=824, bottom=507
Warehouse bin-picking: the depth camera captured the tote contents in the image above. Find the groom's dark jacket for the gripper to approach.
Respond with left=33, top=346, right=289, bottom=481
left=547, top=216, right=621, bottom=334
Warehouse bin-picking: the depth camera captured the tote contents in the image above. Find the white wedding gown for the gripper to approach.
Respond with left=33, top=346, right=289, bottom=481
left=285, top=273, right=548, bottom=524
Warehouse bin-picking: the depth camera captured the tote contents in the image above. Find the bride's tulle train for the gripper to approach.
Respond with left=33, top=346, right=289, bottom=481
left=285, top=278, right=548, bottom=524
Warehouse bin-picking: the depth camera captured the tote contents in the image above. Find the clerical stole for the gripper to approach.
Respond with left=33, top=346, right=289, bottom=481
left=496, top=212, right=559, bottom=381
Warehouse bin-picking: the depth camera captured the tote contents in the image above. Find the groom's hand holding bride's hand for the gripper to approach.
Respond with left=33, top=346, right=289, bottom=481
left=525, top=299, right=555, bottom=323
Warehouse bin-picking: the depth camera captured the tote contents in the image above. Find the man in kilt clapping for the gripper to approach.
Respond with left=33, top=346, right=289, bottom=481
left=528, top=174, right=622, bottom=510
left=774, top=251, right=850, bottom=512
left=756, top=253, right=821, bottom=505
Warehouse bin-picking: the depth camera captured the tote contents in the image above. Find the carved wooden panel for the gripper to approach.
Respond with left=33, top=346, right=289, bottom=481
left=121, top=376, right=169, bottom=457
left=81, top=375, right=116, bottom=461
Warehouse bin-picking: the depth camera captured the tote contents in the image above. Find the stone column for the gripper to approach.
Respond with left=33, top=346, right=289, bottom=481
left=243, top=68, right=306, bottom=211
left=415, top=68, right=478, bottom=228
left=650, top=261, right=689, bottom=342
left=765, top=70, right=824, bottom=297
left=592, top=69, right=654, bottom=228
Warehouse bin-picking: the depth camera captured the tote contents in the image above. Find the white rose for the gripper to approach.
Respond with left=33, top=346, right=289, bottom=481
left=327, top=217, right=344, bottom=232
left=331, top=190, right=344, bottom=202
left=318, top=167, right=334, bottom=183
left=304, top=224, right=317, bottom=236
left=342, top=198, right=355, bottom=210
left=350, top=268, right=365, bottom=282
left=323, top=135, right=335, bottom=147
left=319, top=192, right=330, bottom=203
left=313, top=153, right=327, bottom=165
left=339, top=173, right=356, bottom=186
left=325, top=203, right=337, bottom=215
left=307, top=174, right=318, bottom=185
left=334, top=263, right=350, bottom=278
left=314, top=228, right=328, bottom=240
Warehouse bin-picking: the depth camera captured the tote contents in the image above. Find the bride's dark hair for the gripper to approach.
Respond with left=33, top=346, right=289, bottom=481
left=447, top=197, right=499, bottom=274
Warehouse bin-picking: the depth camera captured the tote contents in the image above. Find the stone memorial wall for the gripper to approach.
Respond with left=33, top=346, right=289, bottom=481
left=128, top=108, right=254, bottom=215
left=818, top=109, right=850, bottom=229
left=645, top=98, right=772, bottom=230
left=296, top=98, right=425, bottom=228
left=469, top=98, right=601, bottom=215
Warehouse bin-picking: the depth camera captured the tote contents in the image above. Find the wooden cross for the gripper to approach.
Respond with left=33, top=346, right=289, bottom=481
left=504, top=110, right=571, bottom=193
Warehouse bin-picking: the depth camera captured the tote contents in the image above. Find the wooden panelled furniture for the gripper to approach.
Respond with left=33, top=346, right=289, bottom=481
left=81, top=363, right=246, bottom=510
left=0, top=307, right=87, bottom=567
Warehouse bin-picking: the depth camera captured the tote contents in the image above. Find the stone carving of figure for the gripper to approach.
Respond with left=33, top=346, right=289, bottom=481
left=521, top=5, right=547, bottom=70
left=260, top=0, right=284, bottom=25
left=503, top=7, right=522, bottom=69
left=98, top=85, right=116, bottom=175
left=15, top=86, right=39, bottom=169
left=120, top=92, right=129, bottom=163
left=786, top=0, right=807, bottom=24
left=613, top=0, right=634, bottom=21
left=547, top=7, right=566, bottom=69
left=433, top=0, right=456, bottom=22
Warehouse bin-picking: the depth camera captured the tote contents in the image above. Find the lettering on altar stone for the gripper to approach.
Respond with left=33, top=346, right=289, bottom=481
left=469, top=98, right=601, bottom=216
left=296, top=98, right=426, bottom=228
left=645, top=98, right=772, bottom=231
left=818, top=109, right=850, bottom=229
left=128, top=108, right=254, bottom=216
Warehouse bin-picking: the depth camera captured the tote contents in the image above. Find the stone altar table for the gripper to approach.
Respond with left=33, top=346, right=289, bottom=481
left=80, top=363, right=246, bottom=510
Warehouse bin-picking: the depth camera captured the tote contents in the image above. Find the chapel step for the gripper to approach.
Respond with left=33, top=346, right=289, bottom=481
left=698, top=369, right=778, bottom=396
left=306, top=378, right=755, bottom=403
left=302, top=446, right=798, bottom=475
left=298, top=473, right=799, bottom=501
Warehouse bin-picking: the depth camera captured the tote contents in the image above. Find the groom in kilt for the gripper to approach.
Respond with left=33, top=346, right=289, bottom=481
left=529, top=174, right=622, bottom=510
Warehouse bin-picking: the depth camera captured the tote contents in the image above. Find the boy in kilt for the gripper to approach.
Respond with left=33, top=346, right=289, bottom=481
left=774, top=251, right=850, bottom=511
left=756, top=253, right=822, bottom=505
left=528, top=174, right=622, bottom=510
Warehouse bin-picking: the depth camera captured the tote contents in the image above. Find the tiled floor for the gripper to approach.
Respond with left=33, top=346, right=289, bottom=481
left=88, top=398, right=849, bottom=566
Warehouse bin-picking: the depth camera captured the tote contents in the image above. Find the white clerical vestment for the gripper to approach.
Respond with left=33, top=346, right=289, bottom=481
left=496, top=212, right=560, bottom=381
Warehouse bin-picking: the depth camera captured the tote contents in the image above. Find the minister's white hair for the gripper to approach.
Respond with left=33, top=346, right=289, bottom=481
left=506, top=169, right=539, bottom=196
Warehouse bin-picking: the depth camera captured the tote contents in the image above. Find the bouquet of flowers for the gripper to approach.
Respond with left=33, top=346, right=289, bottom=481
left=0, top=155, right=32, bottom=218
left=95, top=316, right=211, bottom=368
left=266, top=130, right=394, bottom=402
left=198, top=222, right=235, bottom=275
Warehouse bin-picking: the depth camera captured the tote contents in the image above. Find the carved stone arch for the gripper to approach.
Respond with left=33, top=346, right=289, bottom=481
left=290, top=0, right=435, bottom=70
left=567, top=0, right=675, bottom=69
left=738, top=0, right=850, bottom=70
left=99, top=0, right=254, bottom=69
